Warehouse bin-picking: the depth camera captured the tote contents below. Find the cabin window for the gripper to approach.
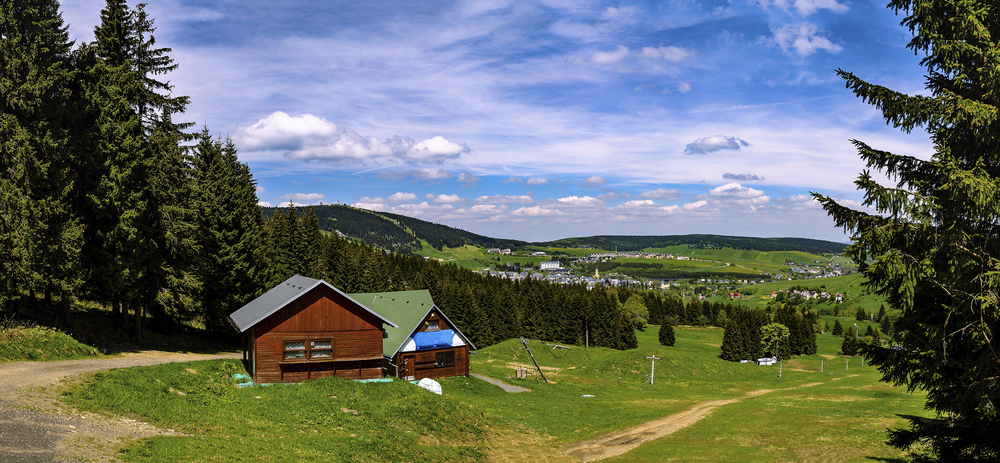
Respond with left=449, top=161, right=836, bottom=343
left=435, top=351, right=455, bottom=367
left=311, top=340, right=332, bottom=358
left=426, top=320, right=439, bottom=331
left=283, top=340, right=332, bottom=360
left=284, top=342, right=306, bottom=359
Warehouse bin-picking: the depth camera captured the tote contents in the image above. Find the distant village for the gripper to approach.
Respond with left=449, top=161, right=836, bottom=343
left=475, top=248, right=847, bottom=293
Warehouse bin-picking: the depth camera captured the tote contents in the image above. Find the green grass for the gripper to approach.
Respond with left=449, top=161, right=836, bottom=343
left=0, top=318, right=102, bottom=362
left=729, top=274, right=889, bottom=315
left=606, top=372, right=924, bottom=462
left=63, top=360, right=489, bottom=462
left=59, top=324, right=925, bottom=462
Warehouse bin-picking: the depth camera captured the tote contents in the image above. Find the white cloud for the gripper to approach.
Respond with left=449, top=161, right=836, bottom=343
left=426, top=193, right=464, bottom=204
left=757, top=0, right=849, bottom=16
left=464, top=204, right=509, bottom=215
left=709, top=183, right=771, bottom=205
left=771, top=23, right=843, bottom=57
left=637, top=188, right=683, bottom=200
left=676, top=82, right=692, bottom=93
left=597, top=191, right=631, bottom=200
left=685, top=135, right=751, bottom=154
left=279, top=192, right=326, bottom=201
left=402, top=136, right=472, bottom=163
left=511, top=206, right=563, bottom=217
left=256, top=186, right=266, bottom=193
left=775, top=194, right=823, bottom=210
left=590, top=45, right=632, bottom=64
left=638, top=46, right=691, bottom=62
left=234, top=111, right=469, bottom=164
left=614, top=199, right=658, bottom=209
left=457, top=171, right=482, bottom=188
left=257, top=201, right=272, bottom=207
left=413, top=168, right=453, bottom=181
left=554, top=195, right=603, bottom=207
left=579, top=175, right=606, bottom=187
left=475, top=194, right=534, bottom=204
left=526, top=178, right=550, bottom=185
left=683, top=200, right=708, bottom=210
left=387, top=192, right=418, bottom=203
left=723, top=173, right=766, bottom=181
left=502, top=176, right=524, bottom=183
left=588, top=45, right=691, bottom=65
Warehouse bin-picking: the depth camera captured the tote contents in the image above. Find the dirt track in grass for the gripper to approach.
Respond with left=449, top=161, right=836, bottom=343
left=0, top=351, right=240, bottom=463
left=564, top=380, right=836, bottom=462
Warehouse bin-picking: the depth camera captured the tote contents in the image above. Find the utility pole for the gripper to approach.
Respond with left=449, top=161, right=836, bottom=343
left=646, top=355, right=662, bottom=385
left=521, top=337, right=548, bottom=383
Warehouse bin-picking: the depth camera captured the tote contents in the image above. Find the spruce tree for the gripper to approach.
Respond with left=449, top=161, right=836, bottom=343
left=832, top=319, right=843, bottom=336
left=815, top=2, right=1000, bottom=456
left=659, top=323, right=675, bottom=346
left=192, top=129, right=265, bottom=335
left=87, top=0, right=191, bottom=341
left=0, top=0, right=83, bottom=317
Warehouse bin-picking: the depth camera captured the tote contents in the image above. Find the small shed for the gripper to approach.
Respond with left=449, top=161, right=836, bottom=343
left=349, top=290, right=475, bottom=380
left=229, top=275, right=397, bottom=383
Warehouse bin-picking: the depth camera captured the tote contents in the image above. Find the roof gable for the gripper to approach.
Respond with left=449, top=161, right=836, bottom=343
left=229, top=275, right=397, bottom=333
left=348, top=290, right=475, bottom=358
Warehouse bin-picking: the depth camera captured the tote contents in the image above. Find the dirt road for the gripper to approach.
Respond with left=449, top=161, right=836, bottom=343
left=0, top=351, right=240, bottom=463
left=564, top=382, right=826, bottom=462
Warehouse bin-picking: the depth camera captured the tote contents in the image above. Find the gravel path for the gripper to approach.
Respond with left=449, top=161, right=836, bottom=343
left=470, top=373, right=531, bottom=393
left=0, top=351, right=241, bottom=462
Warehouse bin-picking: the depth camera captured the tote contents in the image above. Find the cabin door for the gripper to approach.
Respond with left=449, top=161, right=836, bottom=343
left=400, top=354, right=415, bottom=380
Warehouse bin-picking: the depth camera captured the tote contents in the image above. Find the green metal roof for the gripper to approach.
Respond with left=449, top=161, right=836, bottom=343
left=349, top=290, right=475, bottom=358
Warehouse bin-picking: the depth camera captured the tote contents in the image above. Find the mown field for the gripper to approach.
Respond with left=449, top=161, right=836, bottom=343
left=413, top=243, right=852, bottom=279
left=59, top=324, right=926, bottom=462
left=727, top=274, right=889, bottom=316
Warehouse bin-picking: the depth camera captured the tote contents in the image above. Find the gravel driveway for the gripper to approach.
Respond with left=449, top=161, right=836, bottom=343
left=0, top=351, right=241, bottom=462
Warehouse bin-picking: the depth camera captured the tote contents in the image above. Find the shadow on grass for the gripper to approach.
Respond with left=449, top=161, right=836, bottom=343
left=5, top=299, right=239, bottom=357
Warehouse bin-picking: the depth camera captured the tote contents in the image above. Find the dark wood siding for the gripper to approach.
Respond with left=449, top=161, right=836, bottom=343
left=391, top=308, right=470, bottom=380
left=396, top=345, right=468, bottom=380
left=251, top=286, right=385, bottom=384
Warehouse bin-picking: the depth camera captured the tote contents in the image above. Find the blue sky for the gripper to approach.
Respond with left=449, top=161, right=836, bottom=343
left=61, top=0, right=934, bottom=242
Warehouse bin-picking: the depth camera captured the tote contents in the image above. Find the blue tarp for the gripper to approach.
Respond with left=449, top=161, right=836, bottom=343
left=413, top=329, right=455, bottom=350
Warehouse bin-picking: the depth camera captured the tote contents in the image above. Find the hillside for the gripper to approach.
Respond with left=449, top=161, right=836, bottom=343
left=542, top=234, right=847, bottom=254
left=261, top=205, right=847, bottom=255
left=262, top=205, right=527, bottom=251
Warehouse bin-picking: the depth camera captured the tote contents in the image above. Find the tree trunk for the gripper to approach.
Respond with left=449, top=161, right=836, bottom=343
left=45, top=281, right=52, bottom=308
left=60, top=286, right=71, bottom=326
left=132, top=297, right=142, bottom=343
left=112, top=299, right=120, bottom=316
left=121, top=299, right=130, bottom=333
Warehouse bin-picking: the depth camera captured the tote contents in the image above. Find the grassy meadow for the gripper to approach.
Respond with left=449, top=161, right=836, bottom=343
left=0, top=317, right=103, bottom=362
left=59, top=324, right=926, bottom=462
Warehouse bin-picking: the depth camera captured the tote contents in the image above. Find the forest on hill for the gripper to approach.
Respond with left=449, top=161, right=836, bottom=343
left=262, top=205, right=423, bottom=252
left=265, top=205, right=847, bottom=256
left=262, top=204, right=528, bottom=252
left=542, top=235, right=847, bottom=254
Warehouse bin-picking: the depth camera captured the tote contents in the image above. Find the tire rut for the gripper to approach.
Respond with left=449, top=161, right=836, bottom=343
left=564, top=381, right=830, bottom=462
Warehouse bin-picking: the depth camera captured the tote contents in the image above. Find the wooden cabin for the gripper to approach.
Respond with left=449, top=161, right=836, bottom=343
left=229, top=275, right=397, bottom=384
left=350, top=290, right=475, bottom=380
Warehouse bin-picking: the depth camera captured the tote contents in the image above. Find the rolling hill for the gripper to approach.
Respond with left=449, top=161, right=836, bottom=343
left=262, top=204, right=848, bottom=255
